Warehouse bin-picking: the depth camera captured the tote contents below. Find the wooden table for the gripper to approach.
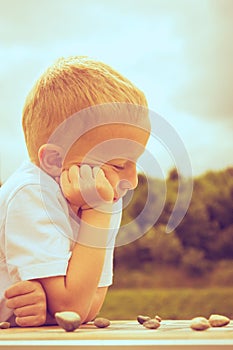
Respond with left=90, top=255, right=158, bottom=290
left=0, top=320, right=232, bottom=349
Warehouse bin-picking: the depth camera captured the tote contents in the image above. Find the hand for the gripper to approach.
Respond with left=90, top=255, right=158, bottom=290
left=4, top=280, right=47, bottom=327
left=60, top=165, right=114, bottom=210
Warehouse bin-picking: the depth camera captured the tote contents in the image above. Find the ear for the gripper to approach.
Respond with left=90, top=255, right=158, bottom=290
left=38, top=144, right=64, bottom=177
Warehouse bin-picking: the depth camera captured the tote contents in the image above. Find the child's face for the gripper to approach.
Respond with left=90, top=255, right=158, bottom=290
left=63, top=123, right=150, bottom=201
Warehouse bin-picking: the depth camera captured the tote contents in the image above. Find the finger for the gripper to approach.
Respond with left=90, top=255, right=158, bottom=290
left=92, top=166, right=104, bottom=178
left=14, top=303, right=45, bottom=318
left=60, top=169, right=70, bottom=186
left=68, top=165, right=80, bottom=184
left=5, top=292, right=39, bottom=309
left=95, top=168, right=110, bottom=184
left=60, top=171, right=73, bottom=197
left=79, top=164, right=92, bottom=179
left=4, top=281, right=34, bottom=299
left=14, top=305, right=37, bottom=317
left=60, top=170, right=70, bottom=184
left=15, top=314, right=46, bottom=327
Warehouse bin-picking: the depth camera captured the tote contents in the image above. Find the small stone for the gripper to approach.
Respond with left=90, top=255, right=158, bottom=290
left=143, top=319, right=160, bottom=329
left=94, top=317, right=110, bottom=328
left=55, top=311, right=81, bottom=332
left=154, top=315, right=162, bottom=322
left=0, top=322, right=10, bottom=329
left=137, top=315, right=151, bottom=325
left=190, top=317, right=210, bottom=331
left=209, top=314, right=230, bottom=327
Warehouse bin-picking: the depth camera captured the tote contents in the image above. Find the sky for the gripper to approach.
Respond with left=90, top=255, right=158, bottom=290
left=0, top=0, right=232, bottom=181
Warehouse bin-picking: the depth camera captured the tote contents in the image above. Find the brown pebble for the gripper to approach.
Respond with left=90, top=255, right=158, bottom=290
left=55, top=311, right=81, bottom=332
left=94, top=317, right=110, bottom=328
left=154, top=315, right=162, bottom=322
left=190, top=317, right=210, bottom=331
left=209, top=314, right=230, bottom=327
left=0, top=322, right=10, bottom=329
left=143, top=319, right=160, bottom=329
left=137, top=315, right=151, bottom=325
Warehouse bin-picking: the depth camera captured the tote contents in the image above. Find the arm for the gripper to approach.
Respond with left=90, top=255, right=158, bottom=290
left=5, top=165, right=113, bottom=325
left=84, top=286, right=108, bottom=323
left=4, top=273, right=107, bottom=327
left=38, top=165, right=114, bottom=322
left=38, top=209, right=111, bottom=322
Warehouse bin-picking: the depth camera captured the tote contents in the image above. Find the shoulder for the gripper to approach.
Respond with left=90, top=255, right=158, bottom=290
left=0, top=161, right=66, bottom=213
left=1, top=162, right=72, bottom=239
left=0, top=161, right=40, bottom=199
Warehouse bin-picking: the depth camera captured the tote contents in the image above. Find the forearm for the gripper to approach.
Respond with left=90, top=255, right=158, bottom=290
left=39, top=209, right=111, bottom=321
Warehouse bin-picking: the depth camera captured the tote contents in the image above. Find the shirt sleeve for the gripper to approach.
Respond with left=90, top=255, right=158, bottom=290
left=97, top=200, right=122, bottom=287
left=5, top=184, right=73, bottom=282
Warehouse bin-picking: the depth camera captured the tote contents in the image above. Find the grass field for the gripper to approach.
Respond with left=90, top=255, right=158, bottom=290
left=99, top=288, right=233, bottom=320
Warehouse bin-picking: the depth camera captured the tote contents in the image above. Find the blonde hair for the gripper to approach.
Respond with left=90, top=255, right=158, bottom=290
left=22, top=56, right=148, bottom=164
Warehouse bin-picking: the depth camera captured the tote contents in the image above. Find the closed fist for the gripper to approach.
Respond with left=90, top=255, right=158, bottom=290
left=60, top=164, right=114, bottom=210
left=5, top=280, right=47, bottom=327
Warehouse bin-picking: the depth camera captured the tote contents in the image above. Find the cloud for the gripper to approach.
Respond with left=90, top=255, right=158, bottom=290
left=0, top=0, right=232, bottom=180
left=172, top=0, right=233, bottom=122
left=0, top=0, right=202, bottom=46
left=0, top=0, right=113, bottom=45
left=1, top=0, right=232, bottom=124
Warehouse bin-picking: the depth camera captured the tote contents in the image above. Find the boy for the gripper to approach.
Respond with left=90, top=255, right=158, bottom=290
left=0, top=56, right=150, bottom=326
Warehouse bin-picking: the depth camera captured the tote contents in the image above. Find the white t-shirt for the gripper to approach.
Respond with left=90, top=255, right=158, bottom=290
left=0, top=161, right=122, bottom=321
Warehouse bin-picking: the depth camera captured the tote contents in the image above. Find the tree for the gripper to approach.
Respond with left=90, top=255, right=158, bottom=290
left=176, top=169, right=233, bottom=259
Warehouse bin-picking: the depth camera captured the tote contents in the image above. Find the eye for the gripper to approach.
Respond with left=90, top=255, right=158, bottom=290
left=114, top=165, right=125, bottom=170
left=110, top=164, right=126, bottom=170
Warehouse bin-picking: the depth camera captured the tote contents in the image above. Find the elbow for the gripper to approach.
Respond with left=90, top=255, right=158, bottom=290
left=84, top=311, right=98, bottom=323
left=48, top=298, right=90, bottom=324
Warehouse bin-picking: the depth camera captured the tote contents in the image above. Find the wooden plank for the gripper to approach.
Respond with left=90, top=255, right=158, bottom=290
left=0, top=320, right=232, bottom=341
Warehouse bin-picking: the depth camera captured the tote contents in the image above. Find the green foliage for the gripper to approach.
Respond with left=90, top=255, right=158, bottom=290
left=115, top=226, right=184, bottom=268
left=181, top=248, right=213, bottom=276
left=113, top=260, right=233, bottom=288
left=210, top=260, right=233, bottom=286
left=175, top=168, right=233, bottom=260
left=117, top=167, right=233, bottom=278
left=99, top=288, right=233, bottom=320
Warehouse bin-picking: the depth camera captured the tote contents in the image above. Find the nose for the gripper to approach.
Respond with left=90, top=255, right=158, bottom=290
left=117, top=166, right=138, bottom=195
left=126, top=164, right=138, bottom=190
left=121, top=175, right=138, bottom=190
